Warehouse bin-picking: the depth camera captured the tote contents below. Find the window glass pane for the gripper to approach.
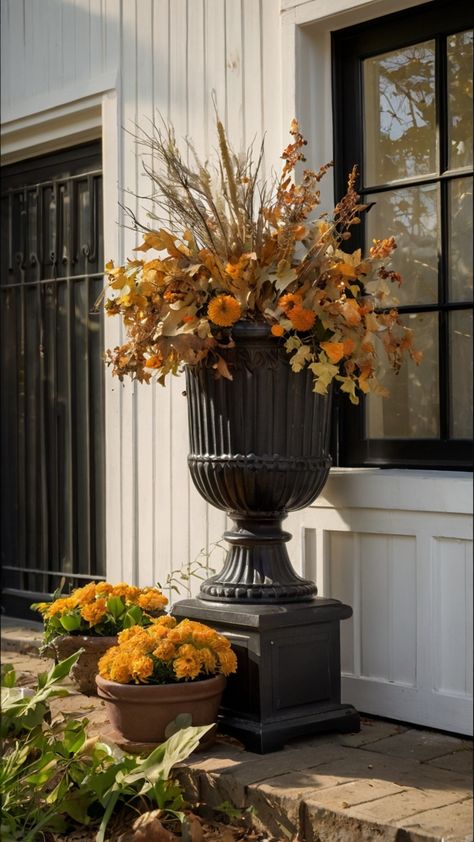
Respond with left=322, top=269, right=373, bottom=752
left=450, top=310, right=473, bottom=439
left=366, top=312, right=439, bottom=439
left=449, top=176, right=473, bottom=302
left=363, top=41, right=436, bottom=185
left=448, top=30, right=473, bottom=170
left=366, top=184, right=438, bottom=305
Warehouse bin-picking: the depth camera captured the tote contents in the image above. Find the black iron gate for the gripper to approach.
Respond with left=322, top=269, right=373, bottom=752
left=0, top=142, right=105, bottom=619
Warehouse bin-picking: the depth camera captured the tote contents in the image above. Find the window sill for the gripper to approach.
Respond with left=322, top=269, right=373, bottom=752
left=312, top=468, right=473, bottom=514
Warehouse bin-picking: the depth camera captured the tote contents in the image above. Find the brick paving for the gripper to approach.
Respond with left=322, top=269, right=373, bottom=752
left=1, top=622, right=473, bottom=841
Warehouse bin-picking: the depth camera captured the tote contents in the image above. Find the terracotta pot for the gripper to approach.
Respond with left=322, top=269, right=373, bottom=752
left=95, top=673, right=226, bottom=743
left=52, top=635, right=117, bottom=695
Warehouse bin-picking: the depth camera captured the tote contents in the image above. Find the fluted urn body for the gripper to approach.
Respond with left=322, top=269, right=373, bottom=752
left=186, top=322, right=332, bottom=603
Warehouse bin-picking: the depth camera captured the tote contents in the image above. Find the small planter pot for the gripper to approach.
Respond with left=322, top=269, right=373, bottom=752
left=52, top=635, right=118, bottom=695
left=95, top=673, right=226, bottom=743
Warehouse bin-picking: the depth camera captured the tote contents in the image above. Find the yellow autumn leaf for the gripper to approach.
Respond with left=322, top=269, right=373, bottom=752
left=338, top=263, right=358, bottom=279
left=309, top=360, right=339, bottom=389
left=341, top=299, right=362, bottom=326
left=336, top=376, right=359, bottom=405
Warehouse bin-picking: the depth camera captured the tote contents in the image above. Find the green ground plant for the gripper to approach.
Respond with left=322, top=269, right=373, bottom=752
left=0, top=655, right=211, bottom=841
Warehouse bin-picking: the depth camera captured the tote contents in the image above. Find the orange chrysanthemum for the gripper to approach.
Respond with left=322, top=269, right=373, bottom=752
left=207, top=294, right=242, bottom=327
left=271, top=324, right=285, bottom=337
left=279, top=292, right=303, bottom=313
left=288, top=306, right=316, bottom=332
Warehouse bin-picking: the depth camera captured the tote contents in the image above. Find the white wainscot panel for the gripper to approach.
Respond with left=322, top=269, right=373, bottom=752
left=327, top=531, right=417, bottom=688
left=433, top=538, right=473, bottom=698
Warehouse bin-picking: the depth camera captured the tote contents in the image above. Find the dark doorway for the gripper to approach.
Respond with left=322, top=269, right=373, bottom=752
left=1, top=141, right=106, bottom=619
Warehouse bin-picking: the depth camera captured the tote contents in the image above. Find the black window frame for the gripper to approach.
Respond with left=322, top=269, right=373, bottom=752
left=331, top=0, right=473, bottom=470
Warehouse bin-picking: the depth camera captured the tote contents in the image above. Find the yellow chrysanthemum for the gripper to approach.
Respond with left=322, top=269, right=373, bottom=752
left=199, top=647, right=217, bottom=673
left=207, top=295, right=241, bottom=327
left=137, top=590, right=168, bottom=612
left=153, top=641, right=177, bottom=661
left=217, top=648, right=238, bottom=676
left=174, top=644, right=202, bottom=680
left=80, top=598, right=107, bottom=626
left=152, top=615, right=177, bottom=629
left=109, top=659, right=132, bottom=684
left=95, top=582, right=114, bottom=596
left=130, top=655, right=154, bottom=683
left=76, top=583, right=98, bottom=604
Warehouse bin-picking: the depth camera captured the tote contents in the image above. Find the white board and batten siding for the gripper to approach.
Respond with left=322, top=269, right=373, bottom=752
left=1, top=0, right=472, bottom=735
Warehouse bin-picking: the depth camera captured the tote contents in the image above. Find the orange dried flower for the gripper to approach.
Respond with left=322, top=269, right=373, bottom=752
left=279, top=293, right=303, bottom=313
left=145, top=354, right=163, bottom=369
left=288, top=306, right=316, bottom=331
left=271, top=324, right=285, bottom=337
left=207, top=294, right=242, bottom=327
left=320, top=341, right=345, bottom=363
left=370, top=237, right=397, bottom=259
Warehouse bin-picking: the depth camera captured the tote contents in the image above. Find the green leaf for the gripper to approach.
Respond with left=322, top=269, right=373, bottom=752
left=1, top=664, right=16, bottom=688
left=106, top=596, right=126, bottom=620
left=61, top=792, right=93, bottom=824
left=59, top=613, right=82, bottom=632
left=48, top=650, right=83, bottom=683
left=97, top=791, right=120, bottom=842
left=119, top=724, right=213, bottom=786
left=62, top=721, right=87, bottom=754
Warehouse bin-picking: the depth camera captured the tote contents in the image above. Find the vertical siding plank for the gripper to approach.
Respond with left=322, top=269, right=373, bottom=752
left=260, top=0, right=282, bottom=174
left=202, top=0, right=228, bottom=556
left=60, top=0, right=77, bottom=86
left=204, top=0, right=227, bottom=125
left=104, top=0, right=121, bottom=72
left=150, top=0, right=173, bottom=593
left=5, top=0, right=25, bottom=103
left=243, top=0, right=263, bottom=145
left=118, top=0, right=139, bottom=584
left=168, top=0, right=192, bottom=585
left=135, top=0, right=156, bottom=587
left=225, top=0, right=244, bottom=149
left=73, top=0, right=91, bottom=84
left=89, top=0, right=105, bottom=78
left=152, top=0, right=170, bottom=115
left=186, top=0, right=212, bottom=584
left=48, top=0, right=63, bottom=93
left=0, top=0, right=11, bottom=113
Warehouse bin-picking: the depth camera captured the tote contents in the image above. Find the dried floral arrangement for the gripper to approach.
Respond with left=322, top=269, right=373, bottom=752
left=104, top=118, right=420, bottom=402
left=98, top=616, right=238, bottom=684
left=32, top=582, right=168, bottom=644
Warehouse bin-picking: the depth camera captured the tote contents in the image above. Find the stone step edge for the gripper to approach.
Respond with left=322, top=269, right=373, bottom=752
left=0, top=628, right=43, bottom=656
left=175, top=766, right=448, bottom=842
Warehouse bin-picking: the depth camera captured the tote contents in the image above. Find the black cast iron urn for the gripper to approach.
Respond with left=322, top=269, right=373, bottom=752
left=185, top=321, right=332, bottom=602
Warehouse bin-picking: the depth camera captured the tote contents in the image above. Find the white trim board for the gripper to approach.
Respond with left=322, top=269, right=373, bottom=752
left=1, top=98, right=102, bottom=165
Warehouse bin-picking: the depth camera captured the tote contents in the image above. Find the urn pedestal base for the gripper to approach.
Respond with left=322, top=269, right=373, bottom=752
left=173, top=597, right=360, bottom=754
